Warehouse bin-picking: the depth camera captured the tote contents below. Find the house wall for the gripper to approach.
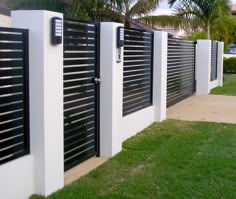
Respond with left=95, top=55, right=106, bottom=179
left=0, top=156, right=35, bottom=199
left=0, top=14, right=11, bottom=27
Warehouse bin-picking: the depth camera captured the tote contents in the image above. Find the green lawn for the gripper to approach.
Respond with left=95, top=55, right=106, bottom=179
left=31, top=120, right=236, bottom=199
left=211, top=74, right=236, bottom=96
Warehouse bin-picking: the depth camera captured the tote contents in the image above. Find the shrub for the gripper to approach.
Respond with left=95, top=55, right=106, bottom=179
left=224, top=57, right=236, bottom=73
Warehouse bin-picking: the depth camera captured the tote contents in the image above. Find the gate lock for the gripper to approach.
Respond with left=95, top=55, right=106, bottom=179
left=94, top=77, right=101, bottom=84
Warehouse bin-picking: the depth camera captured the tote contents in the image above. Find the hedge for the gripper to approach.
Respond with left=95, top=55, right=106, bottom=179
left=224, top=57, right=236, bottom=74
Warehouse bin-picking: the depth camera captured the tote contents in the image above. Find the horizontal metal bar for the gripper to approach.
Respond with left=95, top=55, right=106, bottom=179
left=64, top=90, right=95, bottom=103
left=0, top=102, right=23, bottom=114
left=64, top=140, right=95, bottom=160
left=0, top=60, right=23, bottom=68
left=124, top=35, right=151, bottom=42
left=123, top=84, right=151, bottom=98
left=64, top=38, right=96, bottom=45
left=64, top=78, right=94, bottom=88
left=64, top=52, right=95, bottom=59
left=0, top=118, right=24, bottom=134
left=64, top=147, right=96, bottom=171
left=64, top=59, right=95, bottom=66
left=64, top=121, right=94, bottom=139
left=64, top=109, right=95, bottom=124
left=0, top=33, right=23, bottom=41
left=0, top=135, right=24, bottom=150
left=64, top=30, right=95, bottom=38
left=0, top=126, right=23, bottom=141
left=64, top=84, right=95, bottom=95
left=64, top=103, right=95, bottom=116
left=64, top=22, right=95, bottom=32
left=0, top=77, right=23, bottom=87
left=0, top=110, right=23, bottom=124
left=64, top=97, right=95, bottom=110
left=64, top=134, right=95, bottom=153
left=0, top=143, right=25, bottom=160
left=0, top=42, right=23, bottom=50
left=64, top=45, right=95, bottom=51
left=124, top=60, right=151, bottom=67
left=64, top=115, right=95, bottom=132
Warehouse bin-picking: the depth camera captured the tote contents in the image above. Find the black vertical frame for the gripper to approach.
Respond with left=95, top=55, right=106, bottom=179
left=193, top=41, right=197, bottom=92
left=22, top=29, right=30, bottom=155
left=95, top=22, right=100, bottom=157
left=150, top=32, right=154, bottom=105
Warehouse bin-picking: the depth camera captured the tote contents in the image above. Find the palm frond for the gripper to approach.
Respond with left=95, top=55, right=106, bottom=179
left=139, top=15, right=187, bottom=29
left=129, top=0, right=159, bottom=17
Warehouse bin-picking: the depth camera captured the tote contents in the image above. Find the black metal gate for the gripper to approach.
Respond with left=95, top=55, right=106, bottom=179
left=167, top=37, right=196, bottom=107
left=63, top=18, right=100, bottom=171
left=211, top=41, right=218, bottom=81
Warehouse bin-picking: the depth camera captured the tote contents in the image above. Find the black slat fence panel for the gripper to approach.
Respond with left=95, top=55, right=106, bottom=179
left=0, top=27, right=29, bottom=165
left=167, top=36, right=196, bottom=107
left=63, top=18, right=99, bottom=171
left=123, top=28, right=153, bottom=116
left=211, top=41, right=218, bottom=81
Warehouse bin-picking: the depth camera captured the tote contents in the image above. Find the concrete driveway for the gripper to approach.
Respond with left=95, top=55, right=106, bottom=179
left=167, top=95, right=236, bottom=124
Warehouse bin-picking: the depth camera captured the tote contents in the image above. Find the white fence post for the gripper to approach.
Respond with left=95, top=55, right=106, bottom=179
left=99, top=22, right=123, bottom=157
left=153, top=31, right=167, bottom=121
left=217, top=42, right=224, bottom=87
left=11, top=10, right=64, bottom=196
left=196, top=40, right=211, bottom=95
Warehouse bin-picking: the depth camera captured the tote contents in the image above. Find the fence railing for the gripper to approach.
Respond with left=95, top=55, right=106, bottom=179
left=167, top=37, right=196, bottom=107
left=0, top=27, right=29, bottom=165
left=211, top=41, right=218, bottom=81
left=123, top=28, right=153, bottom=116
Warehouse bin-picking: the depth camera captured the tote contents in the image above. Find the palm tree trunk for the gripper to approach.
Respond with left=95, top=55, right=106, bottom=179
left=206, top=22, right=210, bottom=39
left=125, top=16, right=130, bottom=28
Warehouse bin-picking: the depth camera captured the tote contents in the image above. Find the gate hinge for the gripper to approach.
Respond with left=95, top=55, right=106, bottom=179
left=94, top=77, right=101, bottom=84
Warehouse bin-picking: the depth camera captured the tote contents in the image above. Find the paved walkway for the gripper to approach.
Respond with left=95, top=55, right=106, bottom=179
left=167, top=95, right=236, bottom=124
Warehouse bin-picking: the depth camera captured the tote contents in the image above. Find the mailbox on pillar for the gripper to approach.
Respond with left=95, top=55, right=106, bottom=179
left=116, top=26, right=124, bottom=63
left=51, top=17, right=62, bottom=45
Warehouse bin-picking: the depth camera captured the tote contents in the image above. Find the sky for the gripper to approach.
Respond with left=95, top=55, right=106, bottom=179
left=152, top=0, right=236, bottom=16
left=152, top=0, right=177, bottom=16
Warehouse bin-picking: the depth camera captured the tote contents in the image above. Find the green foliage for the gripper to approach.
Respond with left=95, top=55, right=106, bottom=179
left=223, top=57, right=236, bottom=74
left=211, top=74, right=236, bottom=95
left=187, top=30, right=207, bottom=40
left=211, top=15, right=236, bottom=49
left=140, top=15, right=186, bottom=29
left=30, top=120, right=236, bottom=199
left=170, top=0, right=231, bottom=39
left=4, top=0, right=70, bottom=13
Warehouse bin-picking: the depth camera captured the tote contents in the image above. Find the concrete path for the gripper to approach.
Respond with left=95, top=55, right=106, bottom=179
left=167, top=95, right=236, bottom=124
left=64, top=157, right=108, bottom=185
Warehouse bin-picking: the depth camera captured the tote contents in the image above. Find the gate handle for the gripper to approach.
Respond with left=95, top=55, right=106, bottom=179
left=94, top=77, right=101, bottom=84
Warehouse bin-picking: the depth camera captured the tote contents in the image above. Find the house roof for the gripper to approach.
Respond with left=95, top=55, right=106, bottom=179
left=232, top=4, right=236, bottom=15
left=130, top=20, right=159, bottom=32
left=0, top=3, right=10, bottom=16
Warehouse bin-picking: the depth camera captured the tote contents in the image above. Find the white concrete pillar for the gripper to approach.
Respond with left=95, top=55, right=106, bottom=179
left=99, top=22, right=123, bottom=157
left=11, top=10, right=64, bottom=196
left=196, top=40, right=211, bottom=95
left=153, top=31, right=167, bottom=121
left=217, top=42, right=224, bottom=87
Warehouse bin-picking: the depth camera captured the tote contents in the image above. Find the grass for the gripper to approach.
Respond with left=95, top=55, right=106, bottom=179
left=31, top=120, right=236, bottom=199
left=211, top=74, right=236, bottom=96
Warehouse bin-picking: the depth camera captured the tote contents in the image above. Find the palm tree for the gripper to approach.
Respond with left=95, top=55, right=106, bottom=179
left=110, top=0, right=160, bottom=28
left=168, top=0, right=231, bottom=39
